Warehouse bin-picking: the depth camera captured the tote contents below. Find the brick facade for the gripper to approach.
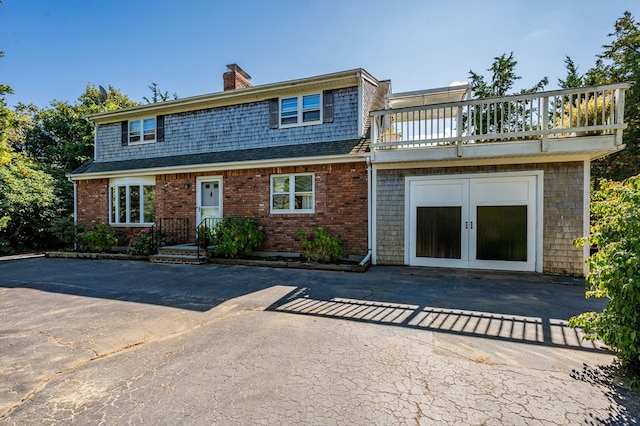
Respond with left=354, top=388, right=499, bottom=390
left=375, top=161, right=587, bottom=275
left=77, top=161, right=369, bottom=258
left=77, top=179, right=109, bottom=227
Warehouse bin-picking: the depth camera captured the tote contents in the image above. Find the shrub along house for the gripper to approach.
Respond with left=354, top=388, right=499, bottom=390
left=68, top=64, right=629, bottom=274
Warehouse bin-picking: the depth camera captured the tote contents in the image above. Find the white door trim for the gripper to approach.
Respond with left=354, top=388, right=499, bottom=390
left=196, top=176, right=223, bottom=225
left=405, top=171, right=543, bottom=272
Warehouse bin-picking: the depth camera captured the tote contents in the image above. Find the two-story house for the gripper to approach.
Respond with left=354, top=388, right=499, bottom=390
left=69, top=65, right=629, bottom=275
left=70, top=65, right=387, bottom=260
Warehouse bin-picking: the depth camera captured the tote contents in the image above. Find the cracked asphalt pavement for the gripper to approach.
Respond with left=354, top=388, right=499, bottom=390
left=1, top=257, right=639, bottom=424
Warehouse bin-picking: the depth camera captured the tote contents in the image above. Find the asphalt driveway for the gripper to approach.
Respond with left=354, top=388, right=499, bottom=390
left=1, top=257, right=638, bottom=424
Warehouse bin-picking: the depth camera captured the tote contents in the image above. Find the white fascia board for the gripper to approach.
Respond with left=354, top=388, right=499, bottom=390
left=67, top=153, right=369, bottom=181
left=372, top=136, right=624, bottom=168
left=372, top=153, right=592, bottom=170
left=89, top=68, right=377, bottom=124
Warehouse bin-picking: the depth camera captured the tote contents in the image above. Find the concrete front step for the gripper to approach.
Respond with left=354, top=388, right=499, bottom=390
left=149, top=253, right=208, bottom=265
left=158, top=248, right=204, bottom=256
left=149, top=244, right=209, bottom=265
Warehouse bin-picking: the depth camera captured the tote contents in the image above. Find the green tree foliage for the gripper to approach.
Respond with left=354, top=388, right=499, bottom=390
left=1, top=41, right=137, bottom=252
left=467, top=52, right=548, bottom=136
left=587, top=12, right=640, bottom=180
left=143, top=82, right=178, bottom=104
left=558, top=56, right=585, bottom=89
left=24, top=85, right=137, bottom=173
left=571, top=175, right=640, bottom=370
left=469, top=52, right=549, bottom=98
left=17, top=85, right=138, bottom=217
left=0, top=61, right=59, bottom=252
left=0, top=151, right=58, bottom=252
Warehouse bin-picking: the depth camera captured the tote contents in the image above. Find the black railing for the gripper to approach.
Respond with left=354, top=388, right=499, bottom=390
left=196, top=217, right=222, bottom=258
left=156, top=217, right=192, bottom=246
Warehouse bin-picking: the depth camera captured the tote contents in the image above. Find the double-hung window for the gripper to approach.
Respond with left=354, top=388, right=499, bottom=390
left=110, top=177, right=156, bottom=225
left=129, top=118, right=156, bottom=144
left=279, top=93, right=321, bottom=127
left=271, top=174, right=314, bottom=213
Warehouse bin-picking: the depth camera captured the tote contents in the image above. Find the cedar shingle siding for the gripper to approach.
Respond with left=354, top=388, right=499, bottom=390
left=96, top=88, right=359, bottom=162
left=375, top=162, right=586, bottom=275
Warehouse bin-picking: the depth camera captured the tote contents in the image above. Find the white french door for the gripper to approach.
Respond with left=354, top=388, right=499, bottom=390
left=196, top=177, right=222, bottom=225
left=407, top=173, right=541, bottom=272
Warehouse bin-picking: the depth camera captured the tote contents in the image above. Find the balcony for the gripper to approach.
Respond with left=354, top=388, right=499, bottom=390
left=370, top=83, right=630, bottom=165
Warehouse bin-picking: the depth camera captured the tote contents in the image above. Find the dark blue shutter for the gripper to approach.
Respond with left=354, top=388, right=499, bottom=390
left=323, top=90, right=334, bottom=123
left=156, top=115, right=165, bottom=142
left=269, top=98, right=279, bottom=129
left=121, top=121, right=128, bottom=146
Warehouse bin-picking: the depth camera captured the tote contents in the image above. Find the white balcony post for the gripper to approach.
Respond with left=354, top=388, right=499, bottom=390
left=615, top=88, right=626, bottom=146
left=541, top=96, right=549, bottom=152
left=371, top=115, right=379, bottom=153
left=457, top=105, right=463, bottom=157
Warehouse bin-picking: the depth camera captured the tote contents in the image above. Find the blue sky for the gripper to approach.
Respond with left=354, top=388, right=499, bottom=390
left=1, top=0, right=638, bottom=109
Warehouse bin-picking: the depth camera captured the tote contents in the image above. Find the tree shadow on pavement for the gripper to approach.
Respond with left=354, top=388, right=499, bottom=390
left=571, top=363, right=640, bottom=425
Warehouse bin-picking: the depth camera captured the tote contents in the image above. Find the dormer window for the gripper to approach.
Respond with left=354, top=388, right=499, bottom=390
left=280, top=93, right=322, bottom=127
left=121, top=116, right=164, bottom=146
left=129, top=118, right=156, bottom=143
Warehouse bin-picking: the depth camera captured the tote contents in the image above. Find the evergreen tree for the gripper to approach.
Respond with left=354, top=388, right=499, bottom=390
left=468, top=52, right=548, bottom=136
left=558, top=56, right=584, bottom=89
left=588, top=11, right=640, bottom=180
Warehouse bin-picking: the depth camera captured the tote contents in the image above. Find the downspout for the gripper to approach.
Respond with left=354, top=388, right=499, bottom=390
left=67, top=176, right=78, bottom=250
left=93, top=121, right=98, bottom=161
left=583, top=159, right=591, bottom=276
left=361, top=155, right=373, bottom=267
left=369, top=114, right=378, bottom=266
left=357, top=70, right=371, bottom=267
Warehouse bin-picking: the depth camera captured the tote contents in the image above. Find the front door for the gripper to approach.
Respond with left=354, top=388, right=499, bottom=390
left=196, top=178, right=222, bottom=226
left=407, top=173, right=540, bottom=271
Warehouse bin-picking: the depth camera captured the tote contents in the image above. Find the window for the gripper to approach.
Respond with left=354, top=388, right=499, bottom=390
left=271, top=174, right=314, bottom=213
left=110, top=177, right=156, bottom=225
left=279, top=93, right=321, bottom=127
left=128, top=117, right=156, bottom=144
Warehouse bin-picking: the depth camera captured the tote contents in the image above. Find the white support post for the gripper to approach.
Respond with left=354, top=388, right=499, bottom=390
left=457, top=106, right=463, bottom=157
left=615, top=88, right=626, bottom=146
left=371, top=166, right=377, bottom=265
left=541, top=96, right=549, bottom=152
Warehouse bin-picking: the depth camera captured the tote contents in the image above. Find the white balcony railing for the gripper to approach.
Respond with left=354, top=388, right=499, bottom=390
left=371, top=83, right=629, bottom=155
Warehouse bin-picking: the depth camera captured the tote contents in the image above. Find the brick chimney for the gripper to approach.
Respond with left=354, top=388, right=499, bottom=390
left=223, top=64, right=252, bottom=91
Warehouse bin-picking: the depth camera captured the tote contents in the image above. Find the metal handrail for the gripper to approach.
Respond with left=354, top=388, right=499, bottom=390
left=196, top=217, right=222, bottom=258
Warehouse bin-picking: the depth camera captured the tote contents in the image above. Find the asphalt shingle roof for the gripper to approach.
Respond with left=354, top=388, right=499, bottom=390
left=70, top=139, right=368, bottom=176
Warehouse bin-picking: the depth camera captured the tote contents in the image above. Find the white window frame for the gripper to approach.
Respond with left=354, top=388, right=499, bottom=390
left=270, top=173, right=315, bottom=214
left=279, top=93, right=322, bottom=128
left=109, top=177, right=156, bottom=226
left=129, top=117, right=156, bottom=144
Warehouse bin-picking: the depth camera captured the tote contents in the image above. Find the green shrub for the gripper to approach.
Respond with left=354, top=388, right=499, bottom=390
left=197, top=224, right=214, bottom=247
left=49, top=216, right=84, bottom=250
left=211, top=218, right=265, bottom=259
left=132, top=231, right=166, bottom=255
left=570, top=176, right=640, bottom=370
left=297, top=227, right=344, bottom=263
left=0, top=238, right=14, bottom=255
left=79, top=224, right=117, bottom=253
